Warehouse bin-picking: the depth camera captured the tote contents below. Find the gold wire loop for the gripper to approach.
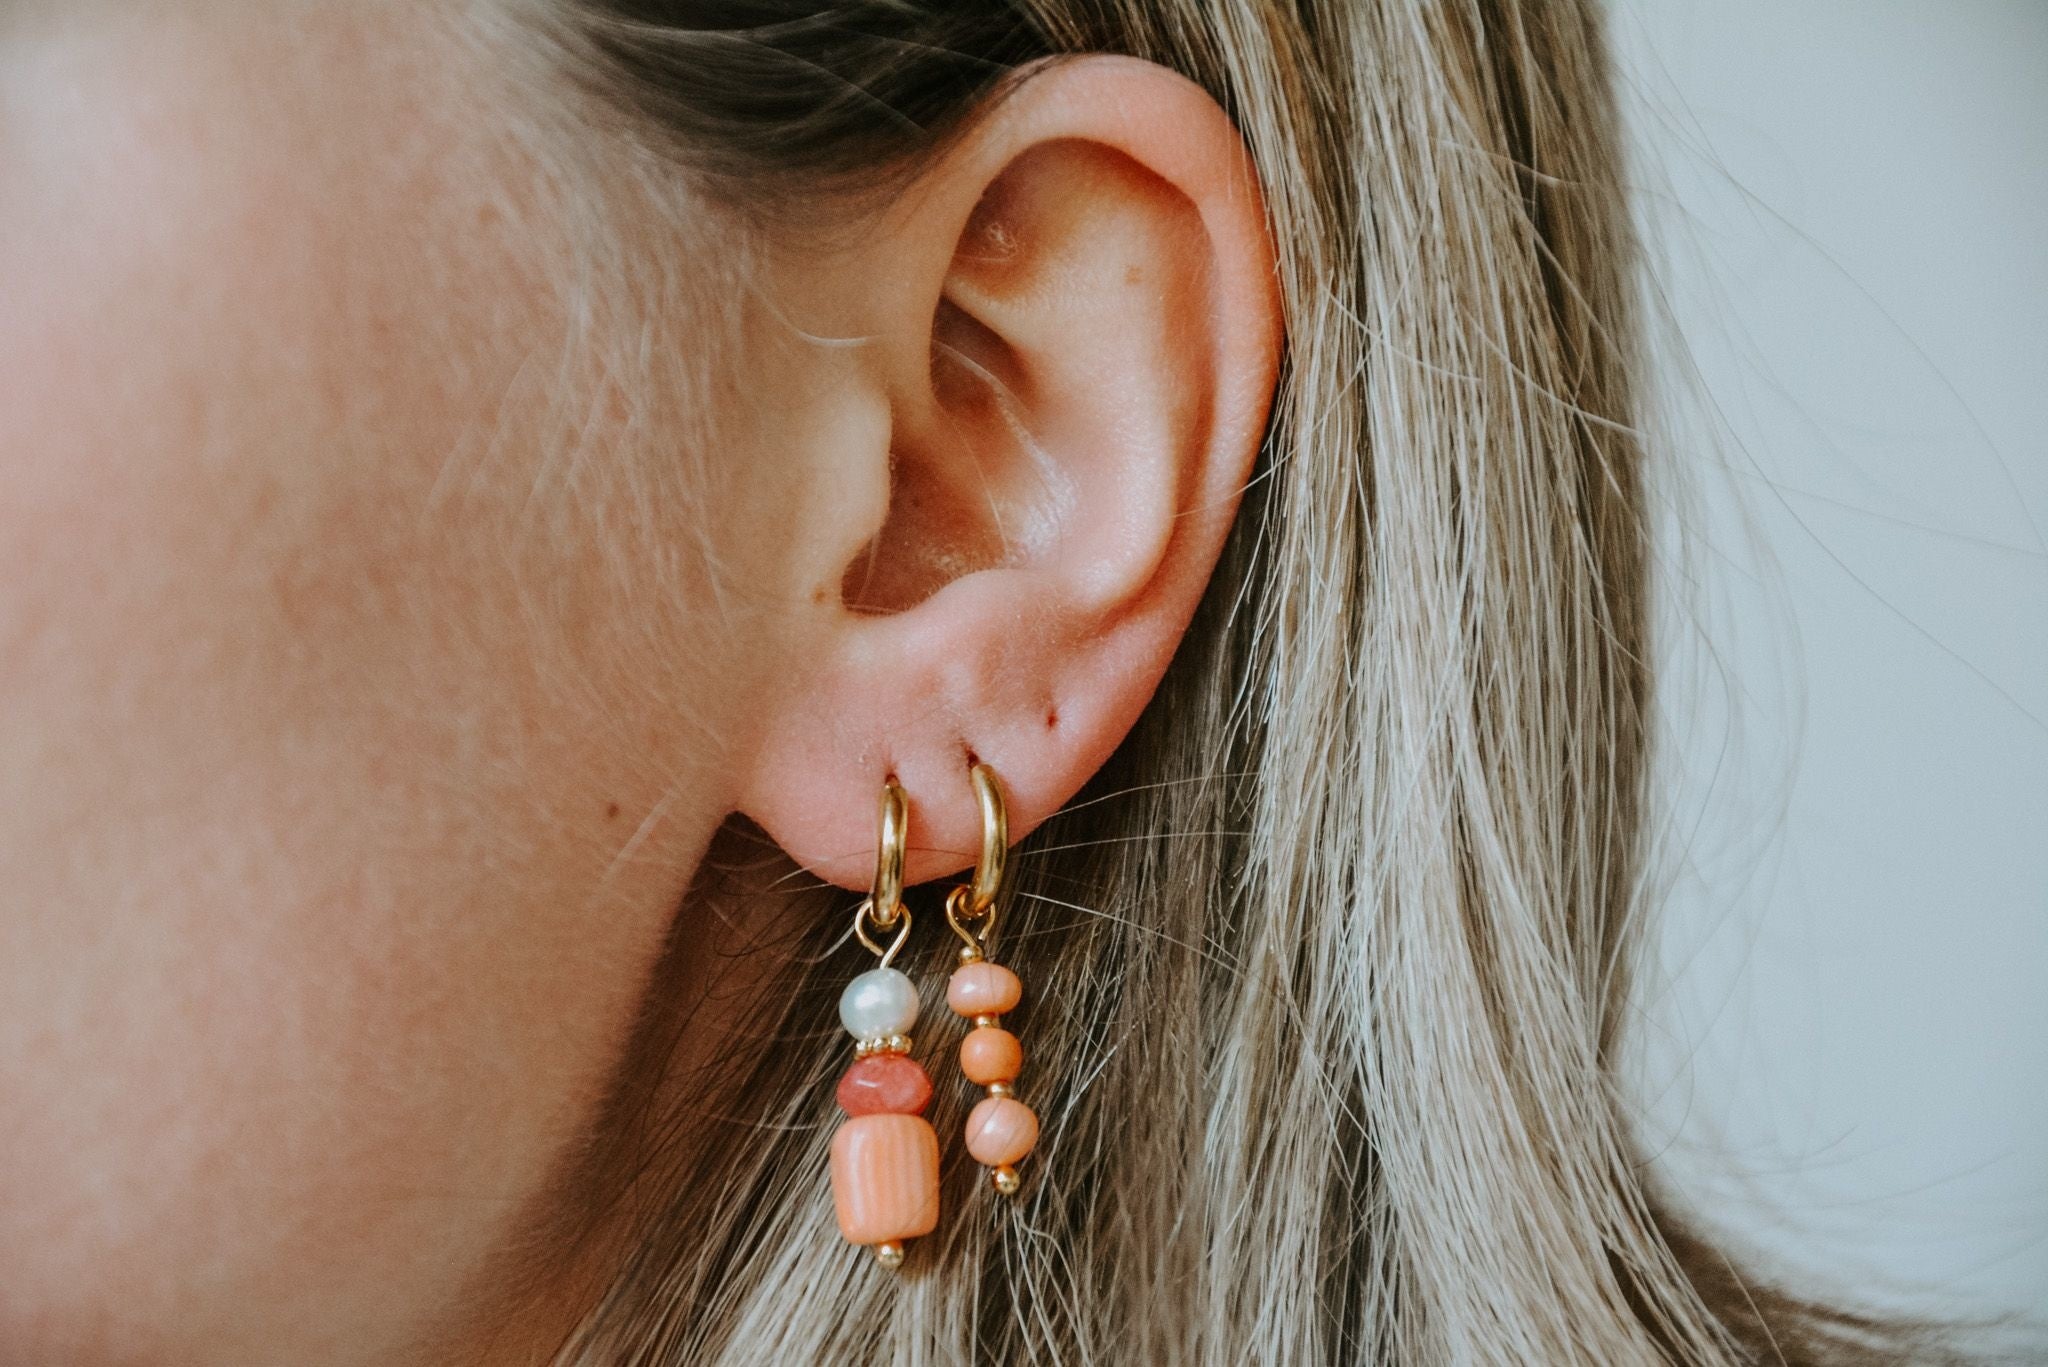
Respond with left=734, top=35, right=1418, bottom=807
left=945, top=884, right=995, bottom=959
left=869, top=779, right=908, bottom=929
left=854, top=897, right=913, bottom=968
left=966, top=763, right=1008, bottom=915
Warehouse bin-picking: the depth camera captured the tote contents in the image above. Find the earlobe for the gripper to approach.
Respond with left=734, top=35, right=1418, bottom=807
left=739, top=56, right=1281, bottom=891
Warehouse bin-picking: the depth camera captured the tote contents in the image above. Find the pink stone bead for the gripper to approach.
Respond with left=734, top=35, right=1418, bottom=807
left=963, top=1096, right=1039, bottom=1167
left=831, top=1113, right=940, bottom=1246
left=958, top=1027, right=1023, bottom=1086
left=836, top=1053, right=933, bottom=1117
left=947, top=962, right=1022, bottom=1018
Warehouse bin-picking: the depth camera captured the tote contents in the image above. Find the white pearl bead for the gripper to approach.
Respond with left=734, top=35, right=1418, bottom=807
left=839, top=967, right=919, bottom=1039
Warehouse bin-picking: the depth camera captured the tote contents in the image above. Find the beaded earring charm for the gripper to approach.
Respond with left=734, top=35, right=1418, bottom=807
left=828, top=780, right=940, bottom=1270
left=946, top=763, right=1038, bottom=1196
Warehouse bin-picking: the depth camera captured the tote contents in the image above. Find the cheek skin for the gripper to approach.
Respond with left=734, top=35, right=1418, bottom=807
left=0, top=10, right=766, bottom=1363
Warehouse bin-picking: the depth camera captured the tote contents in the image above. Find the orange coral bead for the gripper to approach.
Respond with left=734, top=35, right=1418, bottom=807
left=958, top=1026, right=1023, bottom=1085
left=830, top=1113, right=940, bottom=1247
left=836, top=1053, right=933, bottom=1117
left=947, top=962, right=1022, bottom=1017
left=964, top=1096, right=1039, bottom=1167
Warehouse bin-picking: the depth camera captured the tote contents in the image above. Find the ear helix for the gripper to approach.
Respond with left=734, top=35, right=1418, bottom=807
left=827, top=780, right=940, bottom=1271
left=944, top=763, right=1039, bottom=1196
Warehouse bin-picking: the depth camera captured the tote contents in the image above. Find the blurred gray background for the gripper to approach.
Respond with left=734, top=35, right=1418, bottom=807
left=1613, top=1, right=2048, bottom=1320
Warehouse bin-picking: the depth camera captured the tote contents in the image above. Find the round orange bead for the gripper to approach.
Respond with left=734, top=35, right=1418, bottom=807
left=964, top=1096, right=1038, bottom=1167
left=958, top=1026, right=1023, bottom=1085
left=947, top=962, right=1022, bottom=1017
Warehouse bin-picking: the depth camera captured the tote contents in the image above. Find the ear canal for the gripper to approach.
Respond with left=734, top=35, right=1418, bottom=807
left=842, top=140, right=1206, bottom=625
left=840, top=299, right=1030, bottom=615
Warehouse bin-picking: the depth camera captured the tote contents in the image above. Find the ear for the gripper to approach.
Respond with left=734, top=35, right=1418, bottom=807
left=738, top=55, right=1281, bottom=890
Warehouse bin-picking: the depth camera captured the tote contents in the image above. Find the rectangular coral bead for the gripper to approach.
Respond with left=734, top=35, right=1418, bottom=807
left=829, top=1112, right=940, bottom=1246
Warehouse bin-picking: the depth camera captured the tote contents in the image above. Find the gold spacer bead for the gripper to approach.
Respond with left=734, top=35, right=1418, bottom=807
left=885, top=1033, right=911, bottom=1055
left=986, top=1082, right=1014, bottom=1099
left=958, top=946, right=984, bottom=964
left=873, top=1241, right=905, bottom=1270
left=991, top=1165, right=1021, bottom=1196
left=853, top=1039, right=873, bottom=1059
left=972, top=1014, right=1000, bottom=1029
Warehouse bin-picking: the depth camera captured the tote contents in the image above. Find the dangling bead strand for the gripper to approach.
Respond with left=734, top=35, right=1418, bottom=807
left=944, top=763, right=1035, bottom=1196
left=948, top=950, right=1037, bottom=1194
left=830, top=961, right=941, bottom=1268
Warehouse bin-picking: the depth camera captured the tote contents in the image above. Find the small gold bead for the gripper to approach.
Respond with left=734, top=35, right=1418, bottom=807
left=972, top=1014, right=999, bottom=1029
left=959, top=946, right=984, bottom=964
left=885, top=1033, right=911, bottom=1055
left=853, top=1039, right=873, bottom=1059
left=873, top=1241, right=905, bottom=1270
left=986, top=1082, right=1014, bottom=1099
left=991, top=1165, right=1021, bottom=1196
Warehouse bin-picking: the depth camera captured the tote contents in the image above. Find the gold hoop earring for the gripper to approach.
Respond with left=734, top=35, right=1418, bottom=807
left=945, top=762, right=1038, bottom=1196
left=828, top=778, right=939, bottom=1271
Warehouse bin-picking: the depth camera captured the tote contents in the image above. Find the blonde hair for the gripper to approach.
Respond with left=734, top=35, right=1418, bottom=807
left=492, top=1, right=1958, bottom=1361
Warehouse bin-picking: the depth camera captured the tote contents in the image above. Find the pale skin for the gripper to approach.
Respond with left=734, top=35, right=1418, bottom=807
left=0, top=4, right=1280, bottom=1362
